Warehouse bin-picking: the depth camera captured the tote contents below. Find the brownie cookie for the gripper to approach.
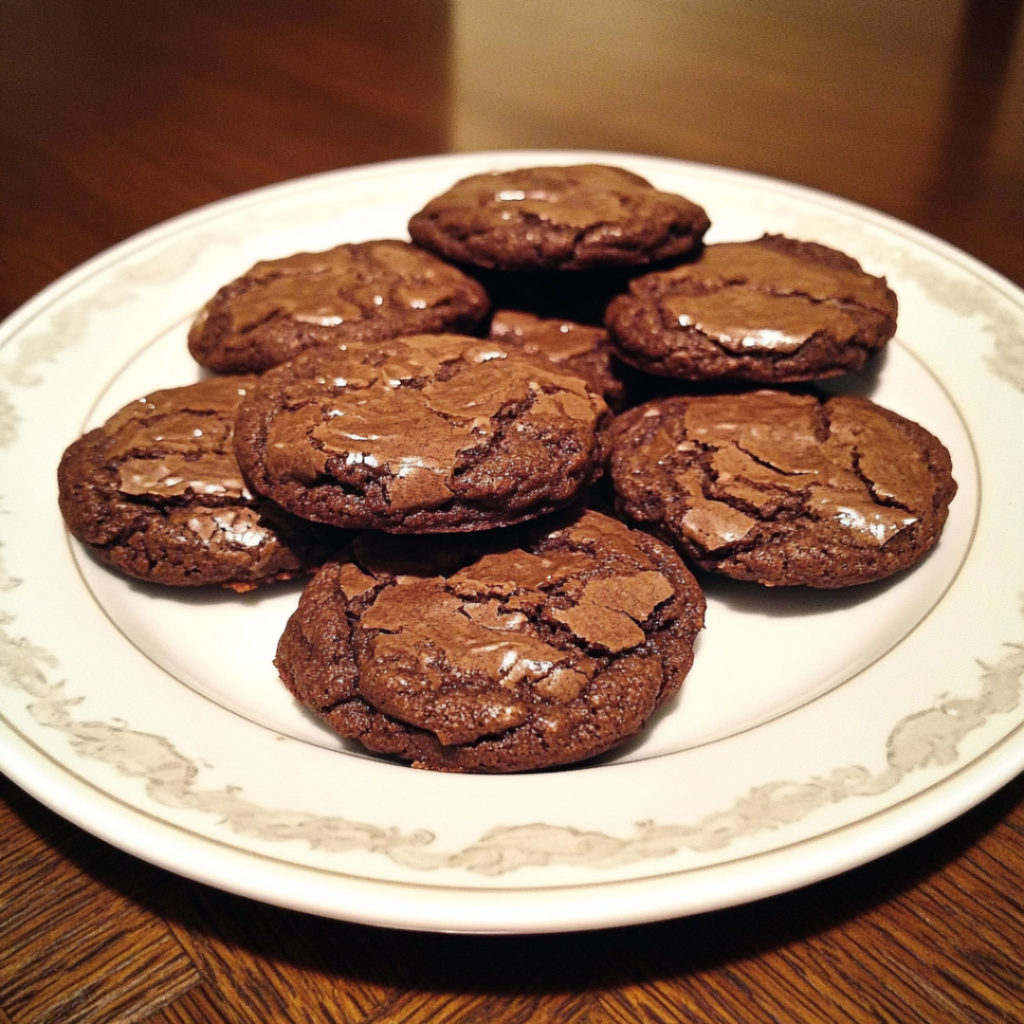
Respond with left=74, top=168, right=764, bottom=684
left=187, top=239, right=490, bottom=373
left=606, top=391, right=956, bottom=588
left=408, top=164, right=710, bottom=271
left=57, top=377, right=342, bottom=588
left=275, top=509, right=706, bottom=772
left=234, top=333, right=610, bottom=533
left=605, top=235, right=898, bottom=382
left=488, top=309, right=629, bottom=410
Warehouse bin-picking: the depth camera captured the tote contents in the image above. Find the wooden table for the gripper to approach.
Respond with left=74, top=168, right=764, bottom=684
left=2, top=2, right=1022, bottom=1021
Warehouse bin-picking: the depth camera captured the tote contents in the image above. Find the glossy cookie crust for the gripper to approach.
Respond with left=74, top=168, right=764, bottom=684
left=187, top=239, right=490, bottom=373
left=234, top=333, right=610, bottom=533
left=606, top=390, right=957, bottom=588
left=275, top=509, right=706, bottom=772
left=488, top=309, right=629, bottom=410
left=605, top=235, right=898, bottom=382
left=408, top=164, right=710, bottom=271
left=57, top=376, right=342, bottom=588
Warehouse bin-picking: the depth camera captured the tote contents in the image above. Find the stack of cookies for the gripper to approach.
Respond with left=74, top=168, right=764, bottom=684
left=57, top=163, right=957, bottom=772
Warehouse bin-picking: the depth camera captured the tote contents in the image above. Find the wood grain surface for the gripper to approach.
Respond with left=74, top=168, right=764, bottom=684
left=2, top=2, right=1023, bottom=1022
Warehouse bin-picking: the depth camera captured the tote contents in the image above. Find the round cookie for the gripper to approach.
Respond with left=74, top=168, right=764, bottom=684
left=408, top=164, right=710, bottom=271
left=187, top=239, right=491, bottom=373
left=234, top=333, right=610, bottom=533
left=275, top=508, right=706, bottom=772
left=57, top=376, right=343, bottom=588
left=606, top=391, right=956, bottom=588
left=604, top=234, right=898, bottom=382
left=488, top=309, right=629, bottom=410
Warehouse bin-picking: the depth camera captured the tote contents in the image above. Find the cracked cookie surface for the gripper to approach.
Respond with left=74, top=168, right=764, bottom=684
left=488, top=309, right=629, bottom=410
left=408, top=164, right=710, bottom=271
left=604, top=234, right=898, bottom=382
left=234, top=333, right=610, bottom=533
left=57, top=376, right=343, bottom=588
left=275, top=508, right=706, bottom=772
left=187, top=239, right=490, bottom=373
left=606, top=391, right=956, bottom=588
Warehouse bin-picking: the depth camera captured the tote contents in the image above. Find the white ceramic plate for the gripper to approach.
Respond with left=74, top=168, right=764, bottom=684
left=2, top=151, right=1023, bottom=934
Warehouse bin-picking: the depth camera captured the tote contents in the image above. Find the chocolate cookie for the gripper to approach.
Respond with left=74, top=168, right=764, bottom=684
left=234, top=333, right=610, bottom=533
left=604, top=235, right=898, bottom=382
left=408, top=164, right=710, bottom=271
left=606, top=391, right=956, bottom=588
left=57, top=377, right=342, bottom=588
left=488, top=309, right=629, bottom=410
left=275, top=509, right=706, bottom=772
left=187, top=239, right=490, bottom=373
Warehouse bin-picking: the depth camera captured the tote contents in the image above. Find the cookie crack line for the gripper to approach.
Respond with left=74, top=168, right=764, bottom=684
left=753, top=283, right=869, bottom=310
left=238, top=308, right=290, bottom=335
left=693, top=317, right=862, bottom=363
left=730, top=441, right=815, bottom=480
left=848, top=447, right=917, bottom=515
left=679, top=441, right=799, bottom=507
left=702, top=439, right=918, bottom=522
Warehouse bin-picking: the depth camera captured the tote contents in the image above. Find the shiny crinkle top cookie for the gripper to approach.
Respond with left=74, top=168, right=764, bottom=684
left=233, top=333, right=610, bottom=533
left=275, top=508, right=706, bottom=772
left=606, top=391, right=957, bottom=588
left=187, top=239, right=491, bottom=373
left=488, top=309, right=629, bottom=410
left=408, top=164, right=711, bottom=271
left=57, top=376, right=343, bottom=588
left=604, top=234, right=898, bottom=382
